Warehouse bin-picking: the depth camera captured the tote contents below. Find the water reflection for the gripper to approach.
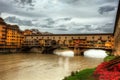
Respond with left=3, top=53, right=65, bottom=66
left=58, top=57, right=70, bottom=75
left=0, top=53, right=103, bottom=80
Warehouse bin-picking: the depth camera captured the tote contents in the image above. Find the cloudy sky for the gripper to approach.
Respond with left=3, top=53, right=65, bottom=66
left=0, top=0, right=119, bottom=34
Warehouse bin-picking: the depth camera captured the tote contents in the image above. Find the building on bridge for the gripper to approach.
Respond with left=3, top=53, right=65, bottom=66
left=22, top=34, right=114, bottom=50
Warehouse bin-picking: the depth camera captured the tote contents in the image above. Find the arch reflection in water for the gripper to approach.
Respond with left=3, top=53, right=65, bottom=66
left=54, top=49, right=74, bottom=57
left=84, top=49, right=107, bottom=58
left=58, top=57, right=70, bottom=75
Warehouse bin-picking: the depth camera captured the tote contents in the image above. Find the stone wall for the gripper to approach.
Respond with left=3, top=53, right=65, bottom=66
left=114, top=16, right=120, bottom=56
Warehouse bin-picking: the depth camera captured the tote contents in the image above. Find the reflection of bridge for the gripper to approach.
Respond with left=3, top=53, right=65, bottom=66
left=72, top=47, right=112, bottom=56
left=21, top=44, right=60, bottom=54
left=21, top=46, right=41, bottom=52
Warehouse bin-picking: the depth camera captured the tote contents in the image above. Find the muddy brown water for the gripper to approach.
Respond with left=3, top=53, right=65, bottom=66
left=0, top=53, right=103, bottom=80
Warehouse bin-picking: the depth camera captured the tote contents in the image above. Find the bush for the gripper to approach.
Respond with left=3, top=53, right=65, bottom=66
left=105, top=51, right=113, bottom=56
left=94, top=57, right=120, bottom=80
left=104, top=56, right=116, bottom=62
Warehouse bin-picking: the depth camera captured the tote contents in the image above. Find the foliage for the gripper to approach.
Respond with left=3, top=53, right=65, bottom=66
left=94, top=57, right=120, bottom=80
left=62, top=68, right=95, bottom=80
left=104, top=55, right=116, bottom=62
left=105, top=51, right=113, bottom=56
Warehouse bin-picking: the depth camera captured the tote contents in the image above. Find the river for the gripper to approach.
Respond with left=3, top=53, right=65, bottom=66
left=0, top=53, right=103, bottom=80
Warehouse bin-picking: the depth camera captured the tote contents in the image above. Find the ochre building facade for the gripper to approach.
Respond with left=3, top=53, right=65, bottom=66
left=0, top=17, right=23, bottom=51
left=0, top=18, right=7, bottom=49
left=23, top=34, right=114, bottom=50
left=6, top=25, right=23, bottom=49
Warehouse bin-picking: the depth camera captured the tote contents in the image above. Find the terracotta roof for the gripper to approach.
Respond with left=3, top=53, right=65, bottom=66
left=0, top=17, right=6, bottom=25
left=25, top=33, right=113, bottom=36
left=0, top=17, right=4, bottom=22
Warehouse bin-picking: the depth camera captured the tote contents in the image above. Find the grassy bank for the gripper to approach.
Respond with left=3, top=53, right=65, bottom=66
left=63, top=68, right=95, bottom=80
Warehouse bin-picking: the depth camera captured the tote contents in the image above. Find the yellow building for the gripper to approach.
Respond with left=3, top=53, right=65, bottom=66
left=23, top=29, right=33, bottom=35
left=0, top=17, right=7, bottom=49
left=6, top=24, right=23, bottom=49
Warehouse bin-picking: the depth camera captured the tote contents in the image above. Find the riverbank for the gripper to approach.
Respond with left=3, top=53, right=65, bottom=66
left=63, top=56, right=120, bottom=80
left=63, top=68, right=95, bottom=80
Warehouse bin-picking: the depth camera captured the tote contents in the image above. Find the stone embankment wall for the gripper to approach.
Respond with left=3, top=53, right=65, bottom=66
left=114, top=16, right=120, bottom=56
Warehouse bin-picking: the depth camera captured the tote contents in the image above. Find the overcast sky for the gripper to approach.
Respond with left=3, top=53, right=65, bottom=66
left=0, top=0, right=119, bottom=34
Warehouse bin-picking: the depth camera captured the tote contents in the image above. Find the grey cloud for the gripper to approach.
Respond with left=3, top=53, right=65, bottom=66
left=60, top=0, right=79, bottom=4
left=102, top=27, right=114, bottom=33
left=104, top=23, right=114, bottom=27
left=105, top=0, right=118, bottom=3
left=84, top=25, right=91, bottom=28
left=4, top=16, right=55, bottom=28
left=76, top=25, right=93, bottom=31
left=60, top=0, right=116, bottom=6
left=59, top=0, right=97, bottom=6
left=75, top=23, right=114, bottom=33
left=71, top=22, right=83, bottom=26
left=64, top=18, right=72, bottom=21
left=98, top=0, right=119, bottom=4
left=57, top=25, right=67, bottom=28
left=57, top=17, right=72, bottom=21
left=13, top=0, right=34, bottom=6
left=40, top=25, right=53, bottom=28
left=26, top=7, right=35, bottom=11
left=102, top=23, right=114, bottom=33
left=12, top=0, right=35, bottom=11
left=95, top=27, right=113, bottom=33
left=76, top=28, right=85, bottom=31
left=85, top=26, right=93, bottom=31
left=45, top=18, right=55, bottom=25
left=4, top=16, right=33, bottom=26
left=48, top=21, right=55, bottom=25
left=98, top=5, right=115, bottom=15
left=0, top=0, right=38, bottom=18
left=14, top=10, right=47, bottom=18
left=56, top=28, right=68, bottom=31
left=95, top=23, right=114, bottom=33
left=0, top=1, right=14, bottom=13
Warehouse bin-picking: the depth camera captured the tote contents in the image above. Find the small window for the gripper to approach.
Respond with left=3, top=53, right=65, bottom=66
left=99, top=36, right=102, bottom=39
left=65, top=37, right=67, bottom=39
left=53, top=37, right=55, bottom=39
